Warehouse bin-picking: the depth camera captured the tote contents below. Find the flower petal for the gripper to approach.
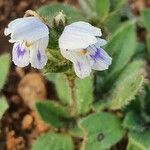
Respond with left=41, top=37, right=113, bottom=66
left=87, top=45, right=112, bottom=70
left=60, top=49, right=91, bottom=78
left=6, top=17, right=49, bottom=42
left=73, top=56, right=91, bottom=79
left=96, top=38, right=107, bottom=47
left=12, top=42, right=30, bottom=67
left=66, top=21, right=102, bottom=36
left=59, top=28, right=97, bottom=50
left=30, top=36, right=48, bottom=69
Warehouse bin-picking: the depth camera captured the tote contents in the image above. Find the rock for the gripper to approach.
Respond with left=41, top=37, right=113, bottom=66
left=18, top=73, right=46, bottom=109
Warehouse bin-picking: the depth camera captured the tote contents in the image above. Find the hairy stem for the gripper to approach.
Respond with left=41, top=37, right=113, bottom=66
left=67, top=75, right=77, bottom=117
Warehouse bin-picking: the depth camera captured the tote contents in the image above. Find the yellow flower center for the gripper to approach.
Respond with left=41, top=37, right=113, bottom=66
left=25, top=41, right=33, bottom=48
left=79, top=50, right=88, bottom=56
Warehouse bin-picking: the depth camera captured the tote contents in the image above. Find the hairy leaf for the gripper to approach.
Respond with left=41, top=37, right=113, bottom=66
left=0, top=54, right=10, bottom=90
left=123, top=111, right=146, bottom=132
left=96, top=0, right=110, bottom=18
left=0, top=97, right=8, bottom=119
left=79, top=112, right=125, bottom=150
left=105, top=21, right=137, bottom=82
left=37, top=3, right=85, bottom=26
left=141, top=9, right=150, bottom=32
left=109, top=60, right=145, bottom=110
left=129, top=130, right=150, bottom=150
left=32, top=132, right=73, bottom=150
left=35, top=101, right=69, bottom=128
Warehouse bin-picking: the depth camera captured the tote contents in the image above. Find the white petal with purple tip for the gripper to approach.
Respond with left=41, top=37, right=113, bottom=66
left=87, top=46, right=112, bottom=70
left=73, top=56, right=91, bottom=79
left=30, top=36, right=48, bottom=69
left=12, top=42, right=30, bottom=67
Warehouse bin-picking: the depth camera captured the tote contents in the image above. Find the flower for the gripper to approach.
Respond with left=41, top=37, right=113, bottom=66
left=59, top=21, right=112, bottom=79
left=4, top=16, right=49, bottom=69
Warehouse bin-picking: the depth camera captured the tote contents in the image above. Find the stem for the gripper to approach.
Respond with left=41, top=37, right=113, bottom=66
left=67, top=75, right=77, bottom=117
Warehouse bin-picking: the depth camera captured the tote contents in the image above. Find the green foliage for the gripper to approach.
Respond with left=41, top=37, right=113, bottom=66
left=141, top=9, right=150, bottom=32
left=78, top=0, right=96, bottom=18
left=79, top=112, right=125, bottom=150
left=140, top=85, right=150, bottom=123
left=75, top=77, right=93, bottom=114
left=26, top=2, right=150, bottom=150
left=55, top=74, right=93, bottom=115
left=129, top=130, right=150, bottom=150
left=35, top=101, right=69, bottom=128
left=123, top=111, right=145, bottom=132
left=32, top=132, right=74, bottom=150
left=105, top=21, right=137, bottom=82
left=146, top=33, right=150, bottom=54
left=0, top=54, right=10, bottom=90
left=105, top=11, right=121, bottom=33
left=96, top=0, right=110, bottom=18
left=141, top=9, right=150, bottom=55
left=55, top=74, right=72, bottom=105
left=0, top=97, right=8, bottom=119
left=37, top=3, right=85, bottom=26
left=110, top=0, right=126, bottom=11
left=126, top=141, right=142, bottom=150
left=109, top=60, right=145, bottom=110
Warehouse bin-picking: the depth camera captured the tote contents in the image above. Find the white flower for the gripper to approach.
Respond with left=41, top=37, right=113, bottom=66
left=59, top=21, right=112, bottom=79
left=4, top=16, right=49, bottom=69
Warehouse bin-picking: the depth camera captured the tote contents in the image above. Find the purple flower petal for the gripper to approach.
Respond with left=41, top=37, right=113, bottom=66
left=73, top=57, right=91, bottom=79
left=12, top=43, right=29, bottom=67
left=87, top=45, right=112, bottom=70
left=30, top=37, right=48, bottom=69
left=89, top=46, right=111, bottom=65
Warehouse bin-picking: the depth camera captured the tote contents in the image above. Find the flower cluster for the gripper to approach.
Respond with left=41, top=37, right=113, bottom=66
left=5, top=15, right=112, bottom=79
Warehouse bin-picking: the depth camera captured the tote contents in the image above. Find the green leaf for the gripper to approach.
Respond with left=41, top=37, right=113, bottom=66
left=140, top=85, right=150, bottom=123
left=75, top=77, right=93, bottom=114
left=0, top=97, right=9, bottom=119
left=109, top=60, right=145, bottom=110
left=55, top=74, right=72, bottom=105
left=55, top=75, right=93, bottom=115
left=96, top=0, right=110, bottom=18
left=37, top=3, right=85, bottom=26
left=69, top=126, right=84, bottom=138
left=78, top=0, right=96, bottom=17
left=141, top=9, right=150, bottom=32
left=0, top=54, right=10, bottom=90
left=123, top=111, right=146, bottom=132
left=110, top=0, right=126, bottom=11
left=79, top=112, right=125, bottom=150
left=126, top=140, right=142, bottom=150
left=146, top=33, right=150, bottom=54
left=32, top=132, right=74, bottom=150
left=129, top=130, right=150, bottom=150
left=35, top=101, right=69, bottom=128
left=105, top=21, right=137, bottom=82
left=43, top=73, right=57, bottom=83
left=105, top=11, right=121, bottom=33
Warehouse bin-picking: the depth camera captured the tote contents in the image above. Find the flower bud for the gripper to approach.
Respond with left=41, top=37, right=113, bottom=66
left=53, top=12, right=67, bottom=27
